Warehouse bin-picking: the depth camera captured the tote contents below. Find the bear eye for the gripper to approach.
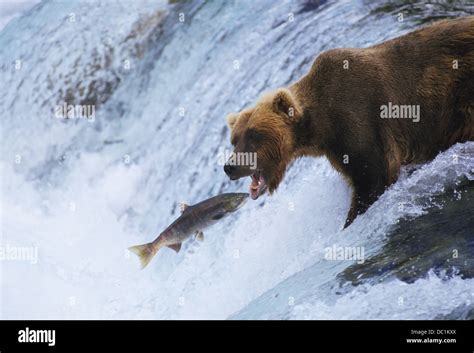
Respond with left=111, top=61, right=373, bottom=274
left=246, top=129, right=263, bottom=143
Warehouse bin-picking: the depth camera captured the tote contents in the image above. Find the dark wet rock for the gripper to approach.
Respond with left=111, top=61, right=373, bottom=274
left=298, top=0, right=328, bottom=14
left=340, top=180, right=474, bottom=285
left=368, top=0, right=474, bottom=24
left=435, top=304, right=474, bottom=320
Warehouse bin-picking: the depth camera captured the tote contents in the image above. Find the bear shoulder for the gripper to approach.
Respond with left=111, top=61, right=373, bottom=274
left=310, top=48, right=359, bottom=72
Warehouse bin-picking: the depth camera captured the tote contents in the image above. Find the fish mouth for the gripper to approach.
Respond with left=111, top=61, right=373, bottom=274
left=249, top=170, right=267, bottom=200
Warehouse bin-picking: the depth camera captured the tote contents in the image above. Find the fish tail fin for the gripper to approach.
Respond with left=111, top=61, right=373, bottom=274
left=128, top=242, right=159, bottom=269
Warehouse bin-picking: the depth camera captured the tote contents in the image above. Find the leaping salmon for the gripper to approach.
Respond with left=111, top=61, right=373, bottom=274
left=128, top=193, right=249, bottom=269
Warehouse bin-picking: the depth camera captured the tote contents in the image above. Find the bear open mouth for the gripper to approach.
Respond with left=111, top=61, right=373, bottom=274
left=249, top=171, right=267, bottom=200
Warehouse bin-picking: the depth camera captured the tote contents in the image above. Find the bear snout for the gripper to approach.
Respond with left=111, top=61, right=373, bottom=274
left=224, top=162, right=253, bottom=180
left=224, top=163, right=237, bottom=178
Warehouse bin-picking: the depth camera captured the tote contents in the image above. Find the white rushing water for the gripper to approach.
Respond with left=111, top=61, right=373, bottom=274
left=0, top=0, right=473, bottom=319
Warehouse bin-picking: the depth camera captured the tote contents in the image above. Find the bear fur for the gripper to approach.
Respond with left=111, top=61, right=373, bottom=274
left=224, top=17, right=474, bottom=228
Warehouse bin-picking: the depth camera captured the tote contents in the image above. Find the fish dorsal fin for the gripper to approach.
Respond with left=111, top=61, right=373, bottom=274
left=179, top=202, right=190, bottom=213
left=195, top=231, right=204, bottom=241
left=167, top=243, right=182, bottom=253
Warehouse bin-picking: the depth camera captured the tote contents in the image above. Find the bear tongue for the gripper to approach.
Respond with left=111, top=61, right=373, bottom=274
left=250, top=174, right=266, bottom=200
left=250, top=175, right=260, bottom=200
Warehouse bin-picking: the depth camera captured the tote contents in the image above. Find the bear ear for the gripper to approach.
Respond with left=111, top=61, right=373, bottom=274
left=272, top=88, right=301, bottom=121
left=226, top=112, right=239, bottom=130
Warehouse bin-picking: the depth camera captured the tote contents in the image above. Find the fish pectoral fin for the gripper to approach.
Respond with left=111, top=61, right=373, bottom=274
left=167, top=243, right=182, bottom=253
left=195, top=231, right=204, bottom=241
left=211, top=212, right=225, bottom=220
left=179, top=202, right=190, bottom=213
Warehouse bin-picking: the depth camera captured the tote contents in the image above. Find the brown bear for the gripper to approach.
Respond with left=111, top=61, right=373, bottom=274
left=223, top=17, right=474, bottom=228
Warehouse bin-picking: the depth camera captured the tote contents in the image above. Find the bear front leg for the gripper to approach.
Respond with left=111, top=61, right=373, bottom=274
left=344, top=196, right=359, bottom=228
left=344, top=191, right=372, bottom=228
left=343, top=166, right=388, bottom=229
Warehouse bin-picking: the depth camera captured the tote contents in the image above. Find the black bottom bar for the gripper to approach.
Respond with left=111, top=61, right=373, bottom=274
left=0, top=320, right=472, bottom=353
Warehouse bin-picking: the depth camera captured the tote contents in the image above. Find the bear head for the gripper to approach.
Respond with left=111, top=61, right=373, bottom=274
left=224, top=88, right=303, bottom=200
